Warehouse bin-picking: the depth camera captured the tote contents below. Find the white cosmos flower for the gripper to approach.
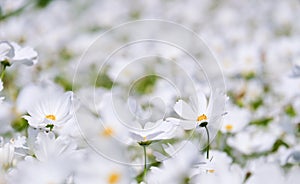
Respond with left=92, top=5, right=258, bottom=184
left=74, top=151, right=132, bottom=184
left=227, top=127, right=278, bottom=155
left=129, top=119, right=179, bottom=143
left=9, top=157, right=74, bottom=184
left=23, top=91, right=75, bottom=129
left=0, top=41, right=38, bottom=66
left=192, top=151, right=244, bottom=184
left=245, top=163, right=285, bottom=184
left=147, top=141, right=203, bottom=184
left=220, top=105, right=251, bottom=133
left=33, top=132, right=78, bottom=162
left=171, top=91, right=211, bottom=130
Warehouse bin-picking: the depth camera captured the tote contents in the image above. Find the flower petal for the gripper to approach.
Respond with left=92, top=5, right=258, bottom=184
left=174, top=100, right=197, bottom=120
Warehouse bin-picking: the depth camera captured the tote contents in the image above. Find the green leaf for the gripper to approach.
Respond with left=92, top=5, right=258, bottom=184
left=36, top=0, right=53, bottom=8
left=11, top=118, right=28, bottom=132
left=250, top=117, right=273, bottom=126
left=54, top=76, right=73, bottom=91
left=243, top=71, right=256, bottom=80
left=250, top=97, right=263, bottom=110
left=285, top=104, right=297, bottom=117
left=95, top=73, right=114, bottom=89
left=134, top=75, right=157, bottom=94
left=271, top=139, right=289, bottom=152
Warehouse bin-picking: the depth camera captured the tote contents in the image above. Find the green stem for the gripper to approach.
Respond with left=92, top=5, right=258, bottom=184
left=0, top=2, right=31, bottom=21
left=143, top=145, right=147, bottom=178
left=0, top=65, right=6, bottom=80
left=204, top=126, right=210, bottom=159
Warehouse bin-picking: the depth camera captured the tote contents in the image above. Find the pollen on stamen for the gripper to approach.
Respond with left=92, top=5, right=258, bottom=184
left=143, top=136, right=147, bottom=141
left=102, top=127, right=114, bottom=137
left=197, top=114, right=208, bottom=121
left=225, top=124, right=233, bottom=132
left=45, top=114, right=56, bottom=121
left=207, top=169, right=215, bottom=173
left=108, top=172, right=121, bottom=184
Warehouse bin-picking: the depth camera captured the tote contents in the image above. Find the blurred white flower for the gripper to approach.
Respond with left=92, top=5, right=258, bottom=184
left=147, top=141, right=203, bottom=184
left=192, top=151, right=244, bottom=184
left=0, top=142, right=15, bottom=170
left=220, top=105, right=251, bottom=133
left=33, top=132, right=78, bottom=162
left=9, top=157, right=74, bottom=184
left=129, top=119, right=178, bottom=144
left=227, top=128, right=278, bottom=155
left=245, top=163, right=285, bottom=184
left=10, top=135, right=27, bottom=149
left=0, top=41, right=38, bottom=66
left=74, top=151, right=132, bottom=184
left=23, top=91, right=75, bottom=129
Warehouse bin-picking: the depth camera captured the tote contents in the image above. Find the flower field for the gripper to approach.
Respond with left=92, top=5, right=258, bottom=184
left=0, top=0, right=300, bottom=183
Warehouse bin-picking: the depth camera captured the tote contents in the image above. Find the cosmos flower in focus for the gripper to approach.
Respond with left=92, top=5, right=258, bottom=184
left=23, top=91, right=75, bottom=129
left=171, top=91, right=211, bottom=130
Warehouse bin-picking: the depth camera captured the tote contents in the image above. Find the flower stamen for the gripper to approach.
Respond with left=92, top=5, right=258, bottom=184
left=143, top=136, right=147, bottom=141
left=108, top=172, right=120, bottom=184
left=102, top=127, right=114, bottom=137
left=45, top=114, right=56, bottom=121
left=197, top=114, right=207, bottom=122
left=207, top=169, right=215, bottom=173
left=225, top=124, right=233, bottom=132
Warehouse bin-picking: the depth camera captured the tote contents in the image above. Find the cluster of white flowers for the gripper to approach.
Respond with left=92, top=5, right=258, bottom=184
left=0, top=0, right=300, bottom=184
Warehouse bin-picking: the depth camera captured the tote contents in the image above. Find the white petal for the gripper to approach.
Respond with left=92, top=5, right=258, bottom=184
left=23, top=116, right=40, bottom=128
left=179, top=120, right=197, bottom=130
left=147, top=131, right=164, bottom=140
left=129, top=132, right=144, bottom=142
left=11, top=43, right=38, bottom=66
left=174, top=100, right=197, bottom=120
left=197, top=91, right=207, bottom=114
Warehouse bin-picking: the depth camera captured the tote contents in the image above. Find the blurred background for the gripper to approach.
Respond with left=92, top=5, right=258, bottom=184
left=1, top=0, right=300, bottom=183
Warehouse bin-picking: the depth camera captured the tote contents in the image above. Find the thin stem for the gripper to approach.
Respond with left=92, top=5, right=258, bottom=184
left=0, top=65, right=6, bottom=79
left=143, top=145, right=147, bottom=177
left=0, top=2, right=31, bottom=21
left=204, top=126, right=210, bottom=159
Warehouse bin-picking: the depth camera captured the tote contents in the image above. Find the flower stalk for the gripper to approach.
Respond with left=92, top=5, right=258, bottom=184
left=199, top=121, right=210, bottom=159
left=143, top=145, right=147, bottom=177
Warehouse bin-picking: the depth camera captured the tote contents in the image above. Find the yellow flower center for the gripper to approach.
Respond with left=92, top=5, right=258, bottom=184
left=108, top=172, right=121, bottom=184
left=197, top=114, right=207, bottom=121
left=225, top=124, right=233, bottom=131
left=207, top=169, right=215, bottom=173
left=102, top=127, right=114, bottom=137
left=45, top=114, right=56, bottom=121
left=143, top=136, right=147, bottom=141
